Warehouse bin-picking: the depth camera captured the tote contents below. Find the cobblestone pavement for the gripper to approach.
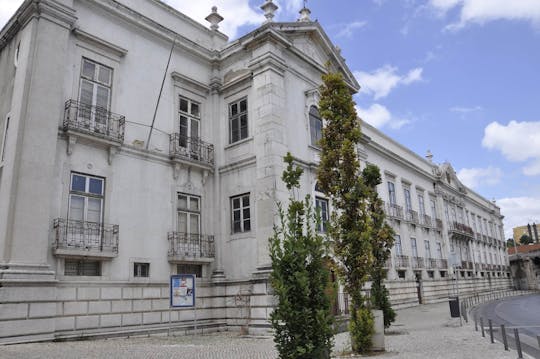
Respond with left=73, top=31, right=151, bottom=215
left=1, top=301, right=523, bottom=358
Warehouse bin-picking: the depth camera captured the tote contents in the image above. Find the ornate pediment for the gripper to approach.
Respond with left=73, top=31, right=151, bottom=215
left=434, top=162, right=467, bottom=194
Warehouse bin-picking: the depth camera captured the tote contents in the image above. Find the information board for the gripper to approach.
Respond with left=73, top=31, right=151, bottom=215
left=170, top=274, right=195, bottom=308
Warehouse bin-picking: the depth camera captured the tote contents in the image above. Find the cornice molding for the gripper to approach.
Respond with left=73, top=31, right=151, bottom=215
left=72, top=27, right=128, bottom=58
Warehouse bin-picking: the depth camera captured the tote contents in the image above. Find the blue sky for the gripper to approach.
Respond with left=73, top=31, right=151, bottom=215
left=1, top=0, right=540, bottom=237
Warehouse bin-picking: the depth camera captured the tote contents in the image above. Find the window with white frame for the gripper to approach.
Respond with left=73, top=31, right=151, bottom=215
left=418, top=193, right=426, bottom=217
left=424, top=240, right=431, bottom=258
left=395, top=234, right=402, bottom=255
left=177, top=194, right=200, bottom=236
left=178, top=97, right=200, bottom=147
left=79, top=58, right=112, bottom=130
left=69, top=173, right=104, bottom=224
left=430, top=197, right=437, bottom=220
left=309, top=105, right=322, bottom=147
left=228, top=98, right=248, bottom=143
left=403, top=187, right=412, bottom=211
left=436, top=242, right=442, bottom=259
left=315, top=196, right=329, bottom=233
left=65, top=259, right=101, bottom=276
left=231, top=193, right=250, bottom=233
left=134, top=262, right=150, bottom=278
left=411, top=237, right=418, bottom=257
left=387, top=181, right=396, bottom=205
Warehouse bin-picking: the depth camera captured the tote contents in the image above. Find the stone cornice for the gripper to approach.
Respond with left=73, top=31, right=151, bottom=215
left=72, top=27, right=128, bottom=58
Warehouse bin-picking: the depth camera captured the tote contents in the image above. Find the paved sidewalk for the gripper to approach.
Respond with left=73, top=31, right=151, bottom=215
left=1, top=301, right=517, bottom=358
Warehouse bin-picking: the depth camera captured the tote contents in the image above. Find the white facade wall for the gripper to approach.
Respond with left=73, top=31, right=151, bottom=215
left=0, top=0, right=511, bottom=343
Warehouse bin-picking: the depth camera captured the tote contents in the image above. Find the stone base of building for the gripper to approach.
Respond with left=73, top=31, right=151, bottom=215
left=0, top=275, right=512, bottom=344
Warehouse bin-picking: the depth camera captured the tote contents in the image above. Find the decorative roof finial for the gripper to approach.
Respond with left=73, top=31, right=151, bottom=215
left=298, top=0, right=311, bottom=22
left=426, top=150, right=433, bottom=162
left=205, top=6, right=224, bottom=31
left=260, top=0, right=278, bottom=23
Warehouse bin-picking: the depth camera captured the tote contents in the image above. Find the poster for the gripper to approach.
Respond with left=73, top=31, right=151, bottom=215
left=170, top=274, right=195, bottom=307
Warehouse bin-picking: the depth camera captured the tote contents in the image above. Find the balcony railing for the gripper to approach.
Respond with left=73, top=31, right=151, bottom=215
left=411, top=256, right=424, bottom=269
left=386, top=203, right=404, bottom=220
left=448, top=221, right=474, bottom=239
left=463, top=260, right=473, bottom=270
left=63, top=100, right=125, bottom=143
left=420, top=214, right=432, bottom=227
left=395, top=255, right=409, bottom=268
left=405, top=209, right=419, bottom=224
left=169, top=133, right=214, bottom=166
left=437, top=259, right=448, bottom=269
left=426, top=258, right=437, bottom=268
left=53, top=218, right=119, bottom=258
left=435, top=218, right=443, bottom=231
left=168, top=232, right=215, bottom=262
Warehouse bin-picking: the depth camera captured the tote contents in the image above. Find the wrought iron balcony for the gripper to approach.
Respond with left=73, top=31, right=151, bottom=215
left=405, top=209, right=419, bottom=224
left=420, top=214, right=432, bottom=228
left=169, top=133, right=214, bottom=166
left=386, top=203, right=404, bottom=220
left=426, top=258, right=437, bottom=269
left=53, top=218, right=119, bottom=259
left=435, top=218, right=443, bottom=231
left=63, top=100, right=125, bottom=143
left=463, top=260, right=473, bottom=270
left=394, top=255, right=409, bottom=268
left=168, top=232, right=215, bottom=263
left=448, top=221, right=474, bottom=239
left=437, top=259, right=448, bottom=269
left=411, top=256, right=425, bottom=269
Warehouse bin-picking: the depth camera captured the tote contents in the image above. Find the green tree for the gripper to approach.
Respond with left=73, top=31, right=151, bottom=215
left=269, top=152, right=334, bottom=359
left=363, top=164, right=396, bottom=329
left=506, top=238, right=515, bottom=248
left=520, top=234, right=533, bottom=245
left=317, top=71, right=375, bottom=353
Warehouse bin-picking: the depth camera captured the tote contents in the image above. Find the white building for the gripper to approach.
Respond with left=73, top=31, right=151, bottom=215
left=0, top=0, right=510, bottom=343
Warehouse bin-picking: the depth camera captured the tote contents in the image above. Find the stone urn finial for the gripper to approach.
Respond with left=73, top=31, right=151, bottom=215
left=260, top=0, right=278, bottom=23
left=298, top=4, right=311, bottom=22
left=205, top=6, right=224, bottom=31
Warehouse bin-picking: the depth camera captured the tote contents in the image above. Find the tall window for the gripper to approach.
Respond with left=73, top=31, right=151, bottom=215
left=178, top=97, right=200, bottom=147
left=411, top=238, right=418, bottom=257
left=231, top=193, right=250, bottom=233
left=69, top=173, right=104, bottom=224
left=418, top=194, right=426, bottom=217
left=79, top=58, right=112, bottom=130
left=457, top=207, right=464, bottom=223
left=309, top=106, right=322, bottom=147
left=387, top=181, right=396, bottom=205
left=315, top=197, right=329, bottom=233
left=177, top=194, right=200, bottom=236
left=430, top=198, right=437, bottom=219
left=403, top=187, right=412, bottom=211
left=444, top=201, right=450, bottom=222
left=424, top=240, right=431, bottom=258
left=436, top=242, right=442, bottom=259
left=229, top=98, right=248, bottom=143
left=395, top=234, right=402, bottom=255
left=471, top=213, right=477, bottom=232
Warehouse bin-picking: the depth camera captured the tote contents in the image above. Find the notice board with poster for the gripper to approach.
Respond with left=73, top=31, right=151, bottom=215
left=170, top=274, right=195, bottom=308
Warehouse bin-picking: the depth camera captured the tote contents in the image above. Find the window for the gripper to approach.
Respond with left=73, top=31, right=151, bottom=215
left=231, top=193, right=250, bottom=233
left=65, top=259, right=101, bottom=276
left=177, top=263, right=202, bottom=278
left=309, top=106, right=322, bottom=147
left=436, top=242, right=442, bottom=259
left=315, top=197, right=329, bottom=232
left=397, top=270, right=406, bottom=279
left=79, top=58, right=113, bottom=130
left=387, top=181, right=396, bottom=205
left=69, top=173, right=104, bottom=224
left=395, top=234, right=402, bottom=255
left=418, top=194, right=425, bottom=217
left=134, top=262, right=150, bottom=278
left=440, top=271, right=446, bottom=278
left=178, top=97, right=200, bottom=148
left=424, top=240, right=431, bottom=258
left=1, top=115, right=9, bottom=163
left=427, top=271, right=434, bottom=279
left=444, top=201, right=450, bottom=222
left=430, top=198, right=437, bottom=219
left=403, top=188, right=412, bottom=211
left=177, top=194, right=200, bottom=236
left=411, top=238, right=418, bottom=257
left=229, top=98, right=248, bottom=143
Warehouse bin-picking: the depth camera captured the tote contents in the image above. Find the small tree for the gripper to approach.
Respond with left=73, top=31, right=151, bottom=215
left=506, top=238, right=515, bottom=248
left=269, top=152, right=334, bottom=359
left=363, top=164, right=396, bottom=329
left=317, top=71, right=375, bottom=353
left=520, top=234, right=533, bottom=245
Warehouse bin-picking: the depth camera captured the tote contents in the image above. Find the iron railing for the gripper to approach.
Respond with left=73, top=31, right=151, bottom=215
left=420, top=214, right=432, bottom=227
left=387, top=203, right=404, bottom=219
left=168, top=232, right=215, bottom=259
left=395, top=254, right=409, bottom=268
left=426, top=258, right=438, bottom=268
left=63, top=100, right=125, bottom=143
left=437, top=258, right=448, bottom=269
left=405, top=209, right=419, bottom=224
left=448, top=221, right=474, bottom=238
left=411, top=256, right=424, bottom=269
left=435, top=218, right=443, bottom=231
left=53, top=218, right=119, bottom=254
left=169, top=133, right=214, bottom=166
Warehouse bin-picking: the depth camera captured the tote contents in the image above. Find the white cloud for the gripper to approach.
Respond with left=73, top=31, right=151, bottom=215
left=457, top=166, right=502, bottom=189
left=497, top=196, right=540, bottom=239
left=482, top=121, right=540, bottom=175
left=354, top=65, right=423, bottom=100
left=0, top=0, right=23, bottom=30
left=335, top=21, right=367, bottom=38
left=356, top=103, right=410, bottom=130
left=429, top=0, right=540, bottom=31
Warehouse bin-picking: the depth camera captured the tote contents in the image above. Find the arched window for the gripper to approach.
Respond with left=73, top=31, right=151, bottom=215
left=309, top=106, right=322, bottom=147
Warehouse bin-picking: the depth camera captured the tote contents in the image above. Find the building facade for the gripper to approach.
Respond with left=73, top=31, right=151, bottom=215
left=0, top=0, right=510, bottom=344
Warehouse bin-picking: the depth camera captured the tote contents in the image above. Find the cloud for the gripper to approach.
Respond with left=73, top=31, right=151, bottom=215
left=496, top=196, right=540, bottom=239
left=356, top=103, right=410, bottom=130
left=457, top=166, right=502, bottom=189
left=335, top=21, right=368, bottom=38
left=354, top=65, right=423, bottom=100
left=0, top=0, right=23, bottom=30
left=450, top=105, right=482, bottom=113
left=482, top=121, right=540, bottom=176
left=428, top=0, right=540, bottom=31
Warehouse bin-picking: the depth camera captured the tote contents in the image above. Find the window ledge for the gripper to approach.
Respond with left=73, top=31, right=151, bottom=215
left=228, top=231, right=254, bottom=241
left=225, top=136, right=253, bottom=150
left=308, top=144, right=321, bottom=152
